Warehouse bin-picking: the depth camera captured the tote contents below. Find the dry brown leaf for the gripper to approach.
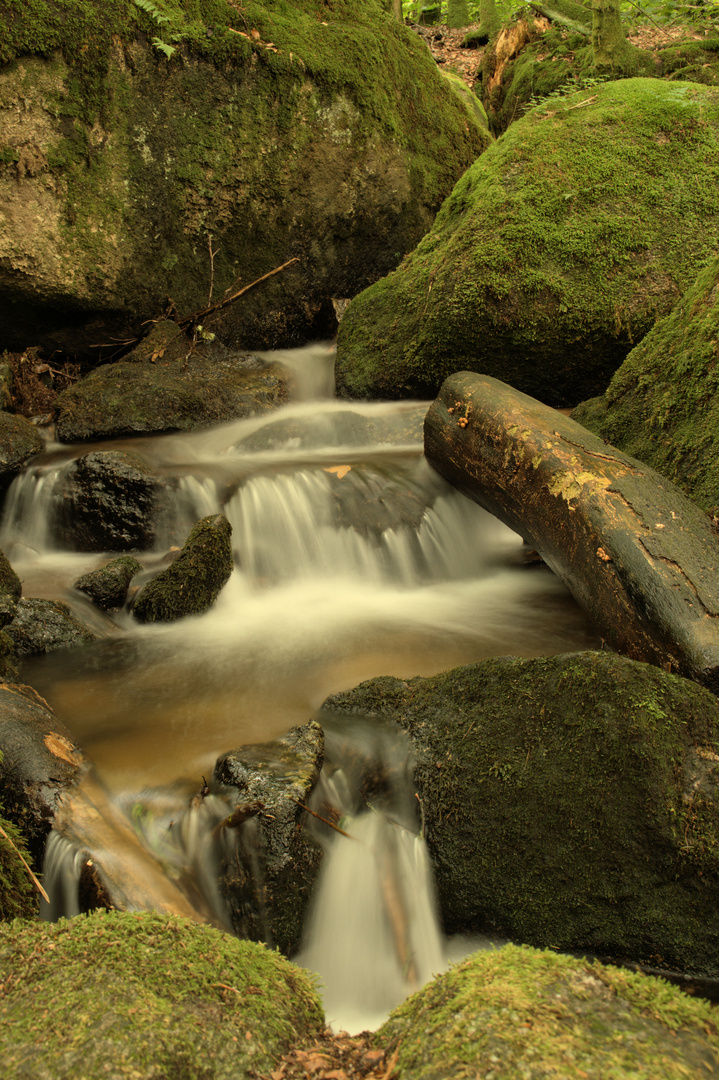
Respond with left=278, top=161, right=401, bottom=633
left=251, top=28, right=260, bottom=39
left=323, top=465, right=351, bottom=479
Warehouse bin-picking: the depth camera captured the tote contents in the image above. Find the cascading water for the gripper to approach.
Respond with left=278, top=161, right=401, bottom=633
left=0, top=343, right=599, bottom=1030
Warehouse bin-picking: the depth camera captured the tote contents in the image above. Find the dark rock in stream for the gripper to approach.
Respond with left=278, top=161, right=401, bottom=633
left=0, top=683, right=86, bottom=868
left=73, top=555, right=142, bottom=612
left=7, top=598, right=98, bottom=656
left=54, top=449, right=173, bottom=552
left=0, top=412, right=44, bottom=497
left=133, top=514, right=233, bottom=623
left=323, top=651, right=719, bottom=978
left=214, top=721, right=324, bottom=956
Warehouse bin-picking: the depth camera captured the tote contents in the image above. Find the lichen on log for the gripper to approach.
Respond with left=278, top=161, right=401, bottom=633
left=424, top=372, right=719, bottom=691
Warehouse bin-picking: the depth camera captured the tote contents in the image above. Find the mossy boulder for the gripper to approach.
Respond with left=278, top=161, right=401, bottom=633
left=133, top=514, right=233, bottom=623
left=0, top=0, right=490, bottom=358
left=0, top=910, right=325, bottom=1080
left=73, top=555, right=142, bottom=611
left=379, top=943, right=719, bottom=1079
left=572, top=255, right=719, bottom=515
left=0, top=410, right=43, bottom=496
left=54, top=324, right=289, bottom=441
left=54, top=449, right=172, bottom=552
left=0, top=683, right=85, bottom=867
left=324, top=651, right=719, bottom=975
left=215, top=720, right=324, bottom=955
left=336, top=78, right=719, bottom=406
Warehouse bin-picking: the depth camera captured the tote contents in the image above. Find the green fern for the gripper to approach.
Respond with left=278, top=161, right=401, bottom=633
left=133, top=0, right=178, bottom=60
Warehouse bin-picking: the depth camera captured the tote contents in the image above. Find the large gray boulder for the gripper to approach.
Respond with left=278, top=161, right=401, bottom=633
left=0, top=0, right=490, bottom=357
left=324, top=652, right=719, bottom=977
left=335, top=79, right=719, bottom=406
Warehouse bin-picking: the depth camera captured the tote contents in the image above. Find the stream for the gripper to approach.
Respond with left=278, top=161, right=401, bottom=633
left=0, top=345, right=600, bottom=1031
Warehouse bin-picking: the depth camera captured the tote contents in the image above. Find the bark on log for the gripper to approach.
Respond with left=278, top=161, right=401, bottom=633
left=424, top=372, right=719, bottom=691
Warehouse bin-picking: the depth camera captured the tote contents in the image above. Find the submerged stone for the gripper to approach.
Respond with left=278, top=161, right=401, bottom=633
left=378, top=943, right=719, bottom=1079
left=133, top=514, right=233, bottom=623
left=336, top=79, right=719, bottom=406
left=0, top=910, right=325, bottom=1080
left=573, top=254, right=719, bottom=515
left=324, top=652, right=719, bottom=976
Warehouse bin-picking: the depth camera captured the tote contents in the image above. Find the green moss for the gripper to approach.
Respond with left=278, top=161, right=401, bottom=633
left=0, top=802, right=37, bottom=921
left=336, top=79, right=719, bottom=406
left=0, top=910, right=324, bottom=1078
left=573, top=255, right=719, bottom=514
left=379, top=943, right=719, bottom=1079
left=326, top=652, right=719, bottom=973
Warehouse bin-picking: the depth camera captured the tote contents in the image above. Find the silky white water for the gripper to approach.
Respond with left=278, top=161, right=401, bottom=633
left=0, top=343, right=598, bottom=1029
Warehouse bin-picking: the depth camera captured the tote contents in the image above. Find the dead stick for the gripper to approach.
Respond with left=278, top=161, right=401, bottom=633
left=291, top=799, right=355, bottom=840
left=0, top=824, right=50, bottom=904
left=177, top=257, right=300, bottom=328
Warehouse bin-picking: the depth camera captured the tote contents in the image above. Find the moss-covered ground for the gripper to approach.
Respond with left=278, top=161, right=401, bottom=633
left=573, top=255, right=719, bottom=515
left=379, top=943, right=719, bottom=1079
left=336, top=78, right=719, bottom=406
left=0, top=909, right=324, bottom=1079
left=0, top=798, right=36, bottom=921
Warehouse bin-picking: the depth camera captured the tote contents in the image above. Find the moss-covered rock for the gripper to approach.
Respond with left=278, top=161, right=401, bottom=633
left=572, top=255, right=719, bottom=515
left=0, top=0, right=490, bottom=358
left=215, top=720, right=324, bottom=955
left=0, top=800, right=36, bottom=920
left=133, top=514, right=232, bottom=623
left=7, top=598, right=98, bottom=654
left=73, top=555, right=142, bottom=611
left=0, top=410, right=43, bottom=496
left=54, top=324, right=289, bottom=441
left=323, top=651, right=719, bottom=975
left=336, top=79, right=719, bottom=406
left=378, top=943, right=719, bottom=1079
left=0, top=910, right=325, bottom=1080
left=54, top=449, right=172, bottom=551
left=0, top=548, right=21, bottom=628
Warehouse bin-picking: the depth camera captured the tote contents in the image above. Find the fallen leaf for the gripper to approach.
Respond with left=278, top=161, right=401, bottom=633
left=323, top=465, right=351, bottom=479
left=251, top=28, right=260, bottom=39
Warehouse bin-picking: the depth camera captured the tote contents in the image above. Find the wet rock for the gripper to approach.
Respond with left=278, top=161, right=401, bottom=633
left=0, top=411, right=44, bottom=497
left=7, top=598, right=98, bottom=656
left=133, top=514, right=232, bottom=623
left=0, top=682, right=85, bottom=867
left=55, top=325, right=289, bottom=442
left=0, top=548, right=21, bottom=628
left=54, top=449, right=172, bottom=552
left=214, top=721, right=324, bottom=956
left=237, top=404, right=429, bottom=454
left=324, top=652, right=719, bottom=977
left=336, top=80, right=719, bottom=406
left=0, top=911, right=324, bottom=1080
left=73, top=555, right=142, bottom=611
left=379, top=943, right=719, bottom=1079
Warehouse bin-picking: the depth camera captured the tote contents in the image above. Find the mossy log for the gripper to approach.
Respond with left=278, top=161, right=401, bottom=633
left=424, top=372, right=719, bottom=691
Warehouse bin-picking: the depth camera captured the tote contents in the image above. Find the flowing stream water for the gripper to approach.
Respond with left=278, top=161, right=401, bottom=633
left=0, top=345, right=600, bottom=1031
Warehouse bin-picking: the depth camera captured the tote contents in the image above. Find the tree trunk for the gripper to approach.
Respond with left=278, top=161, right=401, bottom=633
left=447, top=0, right=472, bottom=30
left=591, top=0, right=633, bottom=68
left=424, top=372, right=719, bottom=692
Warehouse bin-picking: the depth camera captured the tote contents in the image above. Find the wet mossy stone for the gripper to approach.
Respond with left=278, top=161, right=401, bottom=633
left=54, top=449, right=172, bottom=552
left=0, top=910, right=325, bottom=1080
left=0, top=411, right=43, bottom=497
left=336, top=79, right=719, bottom=407
left=572, top=255, right=719, bottom=516
left=323, top=652, right=719, bottom=976
left=0, top=801, right=37, bottom=921
left=0, top=548, right=22, bottom=628
left=73, top=555, right=142, bottom=611
left=133, top=514, right=233, bottom=623
left=378, top=943, right=719, bottom=1079
left=54, top=325, right=289, bottom=442
left=0, top=2, right=490, bottom=358
left=6, top=598, right=98, bottom=655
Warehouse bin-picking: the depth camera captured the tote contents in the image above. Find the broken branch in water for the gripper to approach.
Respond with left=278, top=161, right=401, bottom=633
left=177, top=256, right=300, bottom=329
left=291, top=799, right=355, bottom=839
left=0, top=823, right=50, bottom=904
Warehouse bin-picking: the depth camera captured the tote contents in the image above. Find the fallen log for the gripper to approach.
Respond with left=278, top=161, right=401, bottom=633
left=424, top=372, right=719, bottom=692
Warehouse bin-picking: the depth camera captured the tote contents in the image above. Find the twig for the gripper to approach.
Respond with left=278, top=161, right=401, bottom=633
left=177, top=256, right=300, bottom=329
left=291, top=799, right=355, bottom=839
left=0, top=824, right=50, bottom=904
left=207, top=233, right=220, bottom=307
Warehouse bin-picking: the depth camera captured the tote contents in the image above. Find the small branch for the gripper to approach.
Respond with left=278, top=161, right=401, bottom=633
left=207, top=233, right=219, bottom=308
left=177, top=256, right=300, bottom=330
left=0, top=823, right=50, bottom=904
left=291, top=799, right=355, bottom=839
